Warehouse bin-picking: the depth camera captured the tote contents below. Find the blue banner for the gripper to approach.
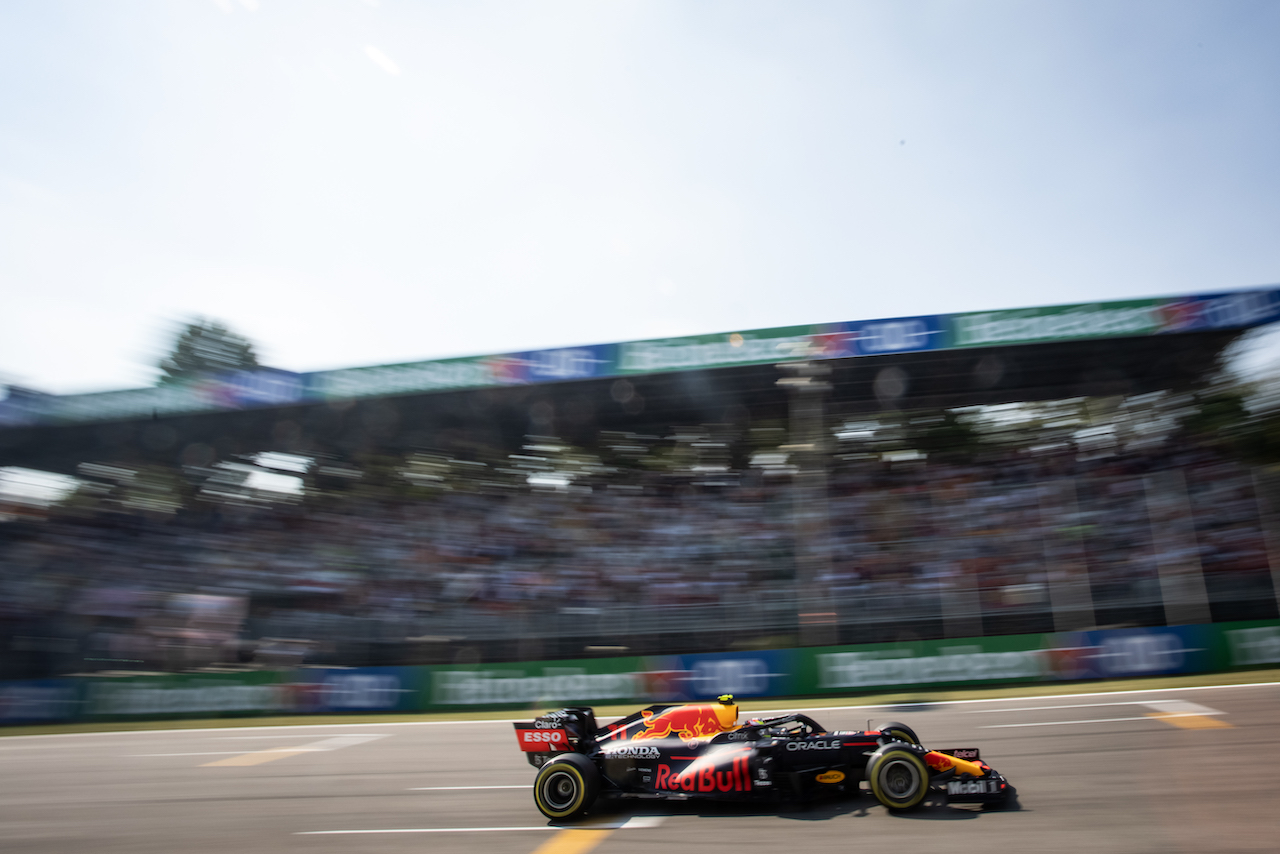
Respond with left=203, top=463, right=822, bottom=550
left=1046, top=625, right=1212, bottom=680
left=0, top=386, right=52, bottom=427
left=293, top=666, right=421, bottom=713
left=850, top=315, right=944, bottom=356
left=1159, top=289, right=1280, bottom=332
left=520, top=344, right=614, bottom=383
left=0, top=679, right=79, bottom=724
left=213, top=368, right=306, bottom=408
left=642, top=651, right=797, bottom=701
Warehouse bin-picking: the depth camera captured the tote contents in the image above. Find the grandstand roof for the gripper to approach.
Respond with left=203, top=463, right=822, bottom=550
left=0, top=288, right=1276, bottom=474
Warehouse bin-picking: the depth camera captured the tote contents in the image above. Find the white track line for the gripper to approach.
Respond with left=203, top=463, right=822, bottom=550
left=619, top=816, right=665, bottom=828
left=132, top=748, right=328, bottom=756
left=966, top=701, right=1157, bottom=713
left=299, top=826, right=560, bottom=835
left=966, top=700, right=1224, bottom=714
left=1141, top=700, right=1222, bottom=715
left=213, top=733, right=378, bottom=740
left=131, top=751, right=288, bottom=757
left=298, top=734, right=386, bottom=750
left=982, top=716, right=1163, bottom=728
left=976, top=699, right=1226, bottom=727
left=130, top=733, right=387, bottom=757
left=410, top=785, right=530, bottom=790
left=297, top=815, right=664, bottom=835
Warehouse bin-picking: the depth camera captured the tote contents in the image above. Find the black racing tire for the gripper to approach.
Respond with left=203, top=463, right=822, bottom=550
left=532, top=753, right=601, bottom=821
left=867, top=746, right=929, bottom=811
left=875, top=721, right=921, bottom=746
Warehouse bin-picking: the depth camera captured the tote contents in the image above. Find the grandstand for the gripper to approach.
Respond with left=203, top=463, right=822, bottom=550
left=2, top=288, right=1280, bottom=677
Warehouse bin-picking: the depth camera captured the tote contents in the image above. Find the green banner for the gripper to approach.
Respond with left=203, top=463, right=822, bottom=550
left=46, top=381, right=208, bottom=424
left=83, top=671, right=289, bottom=720
left=1216, top=619, right=1280, bottom=668
left=796, top=634, right=1050, bottom=694
left=616, top=325, right=820, bottom=375
left=424, top=657, right=647, bottom=709
left=306, top=355, right=503, bottom=400
left=948, top=299, right=1164, bottom=348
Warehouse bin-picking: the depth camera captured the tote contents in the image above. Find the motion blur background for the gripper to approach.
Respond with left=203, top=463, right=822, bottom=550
left=4, top=293, right=1280, bottom=686
left=3, top=1, right=1280, bottom=716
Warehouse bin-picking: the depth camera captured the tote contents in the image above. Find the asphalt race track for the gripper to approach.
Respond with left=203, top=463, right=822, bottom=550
left=3, top=682, right=1276, bottom=854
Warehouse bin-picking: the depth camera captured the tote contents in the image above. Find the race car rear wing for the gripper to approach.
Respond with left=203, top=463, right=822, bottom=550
left=513, top=707, right=599, bottom=766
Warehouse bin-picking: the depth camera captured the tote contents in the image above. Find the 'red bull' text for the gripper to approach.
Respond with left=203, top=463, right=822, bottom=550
left=654, top=756, right=751, bottom=793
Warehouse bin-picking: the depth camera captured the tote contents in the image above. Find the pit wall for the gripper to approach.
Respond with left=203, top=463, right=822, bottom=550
left=3, top=619, right=1278, bottom=726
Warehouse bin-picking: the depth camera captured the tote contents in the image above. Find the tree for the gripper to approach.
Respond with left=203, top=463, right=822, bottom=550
left=158, top=319, right=260, bottom=384
left=1179, top=389, right=1251, bottom=441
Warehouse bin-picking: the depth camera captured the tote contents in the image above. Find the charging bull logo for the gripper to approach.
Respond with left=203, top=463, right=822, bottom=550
left=633, top=704, right=736, bottom=741
left=926, top=752, right=953, bottom=772
left=925, top=751, right=986, bottom=777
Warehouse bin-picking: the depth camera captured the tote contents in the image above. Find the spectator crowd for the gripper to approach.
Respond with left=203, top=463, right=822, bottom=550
left=2, top=439, right=1277, bottom=679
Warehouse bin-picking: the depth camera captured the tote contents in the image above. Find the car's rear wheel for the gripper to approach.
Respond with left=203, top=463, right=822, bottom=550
left=875, top=721, right=920, bottom=746
left=867, top=746, right=929, bottom=811
left=533, top=753, right=600, bottom=820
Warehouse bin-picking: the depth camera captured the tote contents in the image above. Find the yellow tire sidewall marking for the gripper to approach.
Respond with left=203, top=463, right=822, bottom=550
left=535, top=763, right=586, bottom=818
left=870, top=750, right=928, bottom=809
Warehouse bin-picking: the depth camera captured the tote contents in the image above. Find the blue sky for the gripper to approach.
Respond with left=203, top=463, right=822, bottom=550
left=2, top=0, right=1278, bottom=394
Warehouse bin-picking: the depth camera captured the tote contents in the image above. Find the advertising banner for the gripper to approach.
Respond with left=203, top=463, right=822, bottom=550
left=519, top=344, right=615, bottom=383
left=200, top=368, right=305, bottom=409
left=292, top=666, right=424, bottom=714
left=425, top=657, right=646, bottom=709
left=6, top=618, right=1280, bottom=727
left=616, top=325, right=823, bottom=375
left=849, top=315, right=945, bottom=356
left=45, top=382, right=209, bottom=424
left=1045, top=625, right=1214, bottom=680
left=83, top=671, right=289, bottom=720
left=304, top=356, right=503, bottom=401
left=1157, top=289, right=1280, bottom=333
left=640, top=650, right=798, bottom=701
left=947, top=299, right=1164, bottom=349
left=0, top=386, right=52, bottom=427
left=799, top=626, right=1215, bottom=694
left=0, top=679, right=80, bottom=724
left=1219, top=619, right=1280, bottom=668
left=16, top=288, right=1280, bottom=428
left=800, top=635, right=1050, bottom=694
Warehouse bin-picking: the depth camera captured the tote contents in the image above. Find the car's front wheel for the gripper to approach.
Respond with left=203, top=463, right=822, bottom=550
left=867, top=746, right=929, bottom=811
left=532, top=753, right=600, bottom=820
left=875, top=720, right=921, bottom=746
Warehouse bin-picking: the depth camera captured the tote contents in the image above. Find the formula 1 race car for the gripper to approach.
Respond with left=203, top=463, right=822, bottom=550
left=513, top=695, right=1014, bottom=820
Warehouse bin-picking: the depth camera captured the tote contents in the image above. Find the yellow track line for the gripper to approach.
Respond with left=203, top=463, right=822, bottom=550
left=527, top=828, right=617, bottom=854
left=201, top=734, right=384, bottom=766
left=1145, top=712, right=1233, bottom=729
left=202, top=748, right=315, bottom=766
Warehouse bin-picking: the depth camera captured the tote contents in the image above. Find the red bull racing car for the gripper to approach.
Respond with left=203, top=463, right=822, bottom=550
left=513, top=695, right=1014, bottom=820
